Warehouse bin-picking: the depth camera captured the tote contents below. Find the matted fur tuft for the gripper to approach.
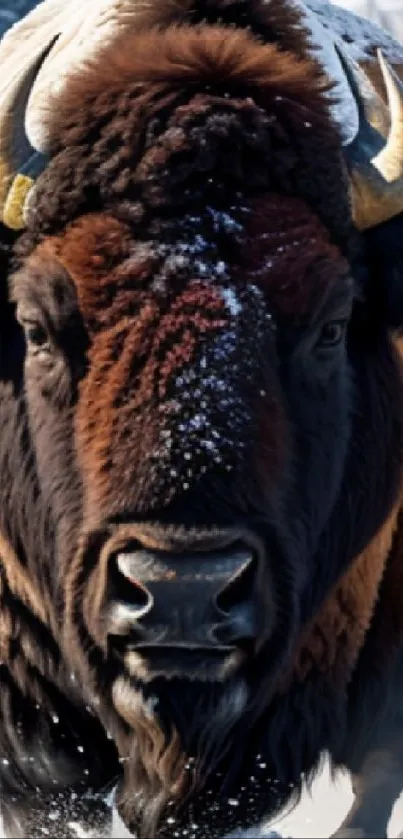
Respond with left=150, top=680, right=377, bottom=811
left=18, top=11, right=354, bottom=257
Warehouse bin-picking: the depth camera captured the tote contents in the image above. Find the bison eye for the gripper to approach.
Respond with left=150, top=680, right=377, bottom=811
left=23, top=322, right=50, bottom=353
left=316, top=319, right=346, bottom=350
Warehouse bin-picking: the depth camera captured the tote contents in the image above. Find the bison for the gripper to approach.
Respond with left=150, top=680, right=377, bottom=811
left=1, top=0, right=403, bottom=836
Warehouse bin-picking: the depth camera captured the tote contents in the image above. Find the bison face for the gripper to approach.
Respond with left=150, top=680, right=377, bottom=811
left=11, top=195, right=355, bottom=668
left=10, top=186, right=389, bottom=824
left=7, top=25, right=403, bottom=836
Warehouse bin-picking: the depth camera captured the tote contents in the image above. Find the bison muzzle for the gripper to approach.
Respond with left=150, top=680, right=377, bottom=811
left=87, top=525, right=263, bottom=681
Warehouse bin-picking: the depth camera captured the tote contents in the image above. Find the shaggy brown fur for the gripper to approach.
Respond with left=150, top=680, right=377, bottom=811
left=289, top=498, right=402, bottom=688
left=20, top=197, right=350, bottom=520
left=20, top=16, right=354, bottom=256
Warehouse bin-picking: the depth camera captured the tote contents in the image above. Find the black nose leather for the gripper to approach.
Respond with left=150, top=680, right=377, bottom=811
left=109, top=543, right=256, bottom=648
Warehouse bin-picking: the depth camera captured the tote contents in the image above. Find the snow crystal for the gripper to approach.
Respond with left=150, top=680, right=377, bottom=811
left=151, top=281, right=271, bottom=493
left=221, top=287, right=242, bottom=317
left=207, top=207, right=243, bottom=235
left=216, top=261, right=227, bottom=276
left=150, top=232, right=230, bottom=293
left=66, top=823, right=93, bottom=839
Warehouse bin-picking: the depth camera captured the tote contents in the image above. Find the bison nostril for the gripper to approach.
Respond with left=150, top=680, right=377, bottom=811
left=215, top=554, right=256, bottom=616
left=111, top=552, right=153, bottom=618
left=105, top=536, right=259, bottom=650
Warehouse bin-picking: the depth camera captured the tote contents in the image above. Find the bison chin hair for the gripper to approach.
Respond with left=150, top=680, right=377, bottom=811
left=111, top=674, right=249, bottom=836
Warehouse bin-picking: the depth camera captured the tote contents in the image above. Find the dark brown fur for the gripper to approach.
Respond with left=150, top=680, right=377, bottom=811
left=21, top=16, right=353, bottom=254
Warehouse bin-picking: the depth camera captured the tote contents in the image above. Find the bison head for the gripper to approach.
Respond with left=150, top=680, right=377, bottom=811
left=3, top=3, right=403, bottom=836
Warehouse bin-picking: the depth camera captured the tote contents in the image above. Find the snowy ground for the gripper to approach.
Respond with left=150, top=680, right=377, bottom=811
left=1, top=760, right=403, bottom=838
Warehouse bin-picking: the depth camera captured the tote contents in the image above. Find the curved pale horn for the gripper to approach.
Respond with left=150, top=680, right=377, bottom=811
left=373, top=50, right=403, bottom=181
left=0, top=0, right=143, bottom=228
left=335, top=41, right=391, bottom=138
left=339, top=45, right=403, bottom=230
left=0, top=41, right=52, bottom=229
left=0, top=0, right=71, bottom=225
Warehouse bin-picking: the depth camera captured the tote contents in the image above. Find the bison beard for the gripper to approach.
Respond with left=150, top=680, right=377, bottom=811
left=111, top=678, right=250, bottom=836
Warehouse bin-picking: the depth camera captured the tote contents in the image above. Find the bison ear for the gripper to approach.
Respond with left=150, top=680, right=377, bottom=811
left=363, top=212, right=403, bottom=331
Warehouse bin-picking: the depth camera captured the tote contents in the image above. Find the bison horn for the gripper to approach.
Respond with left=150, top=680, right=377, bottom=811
left=339, top=44, right=403, bottom=230
left=0, top=0, right=85, bottom=230
left=0, top=38, right=53, bottom=230
left=373, top=51, right=403, bottom=181
left=0, top=0, right=145, bottom=229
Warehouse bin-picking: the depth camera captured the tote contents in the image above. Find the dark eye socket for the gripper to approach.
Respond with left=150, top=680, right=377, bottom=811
left=316, top=319, right=347, bottom=350
left=23, top=322, right=51, bottom=353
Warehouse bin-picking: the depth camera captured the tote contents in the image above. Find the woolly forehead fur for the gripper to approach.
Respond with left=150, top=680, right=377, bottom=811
left=42, top=0, right=332, bottom=154
left=21, top=0, right=355, bottom=259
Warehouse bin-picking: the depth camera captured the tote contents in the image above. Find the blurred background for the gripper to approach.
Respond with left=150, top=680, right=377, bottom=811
left=337, top=0, right=403, bottom=39
left=0, top=0, right=401, bottom=39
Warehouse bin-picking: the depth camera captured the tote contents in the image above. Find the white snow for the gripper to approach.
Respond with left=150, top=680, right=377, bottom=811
left=3, top=759, right=403, bottom=837
left=221, top=288, right=243, bottom=317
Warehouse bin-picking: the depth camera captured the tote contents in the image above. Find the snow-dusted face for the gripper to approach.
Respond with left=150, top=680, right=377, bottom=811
left=12, top=193, right=354, bottom=699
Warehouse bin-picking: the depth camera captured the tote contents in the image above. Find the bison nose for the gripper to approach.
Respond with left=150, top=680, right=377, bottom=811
left=107, top=540, right=257, bottom=650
